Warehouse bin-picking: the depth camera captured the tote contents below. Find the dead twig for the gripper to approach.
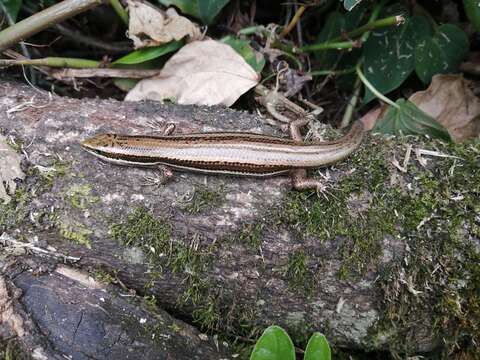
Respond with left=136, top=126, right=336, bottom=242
left=50, top=68, right=161, bottom=79
left=0, top=233, right=81, bottom=263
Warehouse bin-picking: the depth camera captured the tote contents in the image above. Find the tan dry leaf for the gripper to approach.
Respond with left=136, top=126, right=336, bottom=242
left=0, top=135, right=25, bottom=204
left=125, top=39, right=260, bottom=106
left=358, top=104, right=388, bottom=131
left=409, top=74, right=480, bottom=142
left=127, top=0, right=202, bottom=48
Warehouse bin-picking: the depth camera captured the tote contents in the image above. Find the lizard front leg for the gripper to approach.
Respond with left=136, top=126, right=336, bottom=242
left=288, top=117, right=329, bottom=193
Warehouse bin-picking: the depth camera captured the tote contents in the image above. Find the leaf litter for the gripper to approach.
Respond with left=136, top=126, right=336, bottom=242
left=125, top=39, right=260, bottom=106
left=409, top=74, right=480, bottom=142
left=127, top=0, right=202, bottom=48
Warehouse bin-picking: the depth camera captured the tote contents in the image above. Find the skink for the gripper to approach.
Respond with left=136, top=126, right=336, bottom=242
left=81, top=120, right=364, bottom=191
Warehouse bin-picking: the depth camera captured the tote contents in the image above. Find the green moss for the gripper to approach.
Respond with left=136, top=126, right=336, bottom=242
left=180, top=184, right=225, bottom=214
left=342, top=136, right=391, bottom=193
left=172, top=244, right=204, bottom=272
left=281, top=191, right=347, bottom=238
left=0, top=187, right=33, bottom=233
left=111, top=207, right=172, bottom=251
left=143, top=294, right=158, bottom=312
left=143, top=269, right=164, bottom=291
left=338, top=203, right=395, bottom=279
left=192, top=296, right=221, bottom=331
left=371, top=139, right=480, bottom=356
left=169, top=323, right=182, bottom=333
left=59, top=222, right=92, bottom=248
left=0, top=197, right=22, bottom=231
left=179, top=274, right=222, bottom=332
left=178, top=273, right=210, bottom=305
left=275, top=136, right=479, bottom=356
left=35, top=159, right=70, bottom=191
left=281, top=169, right=395, bottom=280
left=141, top=323, right=162, bottom=341
left=111, top=207, right=222, bottom=331
left=1, top=162, right=74, bottom=246
left=93, top=269, right=116, bottom=284
left=64, top=184, right=99, bottom=209
left=5, top=136, right=23, bottom=152
left=52, top=158, right=69, bottom=177
left=236, top=223, right=263, bottom=250
left=0, top=339, right=25, bottom=360
left=284, top=250, right=310, bottom=289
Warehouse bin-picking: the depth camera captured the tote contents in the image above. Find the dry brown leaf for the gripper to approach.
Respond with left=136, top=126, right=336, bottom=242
left=409, top=74, right=480, bottom=142
left=357, top=103, right=389, bottom=130
left=125, top=40, right=260, bottom=106
left=127, top=0, right=202, bottom=48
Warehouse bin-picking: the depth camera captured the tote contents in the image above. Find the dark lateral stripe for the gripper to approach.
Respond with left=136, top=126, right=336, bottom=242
left=92, top=149, right=159, bottom=164
left=114, top=133, right=299, bottom=146
left=92, top=149, right=290, bottom=173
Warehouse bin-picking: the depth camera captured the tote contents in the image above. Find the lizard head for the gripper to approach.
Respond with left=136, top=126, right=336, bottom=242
left=80, top=134, right=118, bottom=151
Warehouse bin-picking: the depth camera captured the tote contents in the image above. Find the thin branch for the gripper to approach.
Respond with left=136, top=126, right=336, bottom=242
left=2, top=49, right=52, bottom=76
left=297, top=14, right=401, bottom=54
left=309, top=67, right=355, bottom=77
left=0, top=0, right=104, bottom=52
left=51, top=68, right=160, bottom=79
left=54, top=23, right=132, bottom=53
left=0, top=1, right=36, bottom=81
left=340, top=76, right=361, bottom=128
left=280, top=4, right=305, bottom=38
left=0, top=57, right=101, bottom=68
left=359, top=0, right=388, bottom=43
left=296, top=40, right=360, bottom=53
left=333, top=15, right=405, bottom=43
left=0, top=233, right=81, bottom=262
left=109, top=0, right=129, bottom=26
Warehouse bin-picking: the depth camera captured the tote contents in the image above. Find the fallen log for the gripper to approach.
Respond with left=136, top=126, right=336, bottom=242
left=0, top=79, right=478, bottom=358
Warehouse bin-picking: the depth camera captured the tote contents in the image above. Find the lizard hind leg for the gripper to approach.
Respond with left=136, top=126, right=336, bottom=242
left=288, top=117, right=310, bottom=142
left=291, top=169, right=328, bottom=195
left=163, top=123, right=176, bottom=135
left=143, top=166, right=173, bottom=187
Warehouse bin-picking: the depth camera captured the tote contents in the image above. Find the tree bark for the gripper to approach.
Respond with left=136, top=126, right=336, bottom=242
left=0, top=260, right=228, bottom=359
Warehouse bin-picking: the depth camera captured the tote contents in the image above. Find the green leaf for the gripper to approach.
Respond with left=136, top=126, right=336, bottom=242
left=415, top=24, right=469, bottom=84
left=464, top=0, right=480, bottom=32
left=250, top=326, right=295, bottom=360
left=313, top=5, right=365, bottom=90
left=304, top=333, right=331, bottom=360
left=221, top=35, right=265, bottom=73
left=363, top=14, right=432, bottom=103
left=0, top=0, right=23, bottom=22
left=198, top=0, right=230, bottom=24
left=374, top=99, right=451, bottom=141
left=341, top=0, right=363, bottom=11
left=157, top=0, right=230, bottom=24
left=335, top=48, right=361, bottom=91
left=113, top=41, right=183, bottom=65
left=314, top=12, right=346, bottom=68
left=343, top=1, right=368, bottom=30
